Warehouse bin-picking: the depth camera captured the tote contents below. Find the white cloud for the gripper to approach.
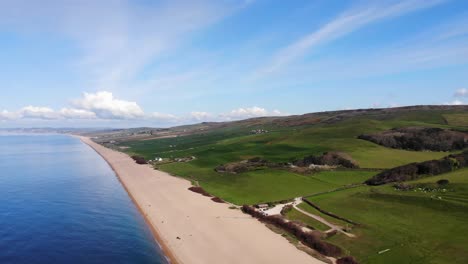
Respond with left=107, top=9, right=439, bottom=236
left=72, top=91, right=144, bottom=119
left=226, top=106, right=268, bottom=118
left=215, top=107, right=284, bottom=121
left=272, top=109, right=282, bottom=115
left=189, top=111, right=213, bottom=121
left=442, top=89, right=467, bottom=105
left=0, top=110, right=19, bottom=120
left=149, top=112, right=179, bottom=122
left=148, top=106, right=283, bottom=124
left=219, top=106, right=284, bottom=121
left=444, top=99, right=464, bottom=105
left=1, top=90, right=285, bottom=125
left=388, top=103, right=401, bottom=108
left=59, top=108, right=97, bottom=119
left=153, top=107, right=284, bottom=124
left=1, top=106, right=97, bottom=121
left=256, top=0, right=446, bottom=75
left=454, top=88, right=468, bottom=97
left=19, top=106, right=59, bottom=120
left=0, top=91, right=144, bottom=121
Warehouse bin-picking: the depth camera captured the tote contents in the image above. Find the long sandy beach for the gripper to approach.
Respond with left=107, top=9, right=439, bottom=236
left=79, top=136, right=323, bottom=264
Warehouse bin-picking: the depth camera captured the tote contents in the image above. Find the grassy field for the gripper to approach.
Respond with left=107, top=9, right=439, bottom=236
left=120, top=111, right=455, bottom=204
left=285, top=207, right=331, bottom=231
left=297, top=202, right=351, bottom=228
left=443, top=113, right=468, bottom=127
left=310, top=170, right=378, bottom=186
left=122, top=115, right=451, bottom=169
left=160, top=163, right=377, bottom=204
left=303, top=169, right=468, bottom=264
left=114, top=108, right=467, bottom=263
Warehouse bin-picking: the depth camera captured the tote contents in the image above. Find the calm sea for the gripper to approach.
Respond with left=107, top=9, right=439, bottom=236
left=0, top=134, right=167, bottom=264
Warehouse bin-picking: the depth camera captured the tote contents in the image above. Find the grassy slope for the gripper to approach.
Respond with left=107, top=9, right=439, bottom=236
left=443, top=113, right=468, bottom=126
left=304, top=168, right=468, bottom=264
left=119, top=108, right=467, bottom=263
left=161, top=163, right=376, bottom=204
left=121, top=110, right=456, bottom=204
left=285, top=207, right=331, bottom=231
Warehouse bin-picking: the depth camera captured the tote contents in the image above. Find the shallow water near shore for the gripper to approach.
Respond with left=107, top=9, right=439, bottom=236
left=0, top=134, right=166, bottom=264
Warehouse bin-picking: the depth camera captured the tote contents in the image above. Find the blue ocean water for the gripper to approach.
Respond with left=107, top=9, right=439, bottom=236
left=0, top=134, right=167, bottom=264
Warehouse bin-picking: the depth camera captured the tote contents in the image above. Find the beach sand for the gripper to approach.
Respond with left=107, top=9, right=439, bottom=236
left=79, top=136, right=323, bottom=264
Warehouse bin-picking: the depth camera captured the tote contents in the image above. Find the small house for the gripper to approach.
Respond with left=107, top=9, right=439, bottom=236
left=256, top=204, right=269, bottom=209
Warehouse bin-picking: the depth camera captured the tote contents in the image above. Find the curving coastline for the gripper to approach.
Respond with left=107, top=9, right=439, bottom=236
left=78, top=136, right=322, bottom=264
left=78, top=136, right=177, bottom=264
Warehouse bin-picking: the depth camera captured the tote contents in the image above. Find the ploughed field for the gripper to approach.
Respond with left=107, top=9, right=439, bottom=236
left=111, top=106, right=468, bottom=264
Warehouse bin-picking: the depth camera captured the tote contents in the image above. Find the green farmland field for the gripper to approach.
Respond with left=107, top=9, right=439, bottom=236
left=114, top=107, right=468, bottom=264
left=304, top=169, right=468, bottom=264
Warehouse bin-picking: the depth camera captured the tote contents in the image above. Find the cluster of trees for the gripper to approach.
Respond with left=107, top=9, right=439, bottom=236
left=293, top=152, right=359, bottom=168
left=358, top=127, right=467, bottom=151
left=241, top=205, right=344, bottom=257
left=131, top=155, right=147, bottom=164
left=366, top=151, right=468, bottom=185
left=215, top=157, right=281, bottom=174
left=215, top=152, right=360, bottom=175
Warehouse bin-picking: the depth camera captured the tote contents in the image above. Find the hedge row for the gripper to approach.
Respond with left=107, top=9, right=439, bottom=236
left=188, top=186, right=212, bottom=197
left=302, top=198, right=359, bottom=226
left=211, top=197, right=225, bottom=203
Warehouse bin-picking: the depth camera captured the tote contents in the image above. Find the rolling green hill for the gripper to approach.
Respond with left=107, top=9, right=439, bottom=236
left=106, top=106, right=466, bottom=204
left=92, top=105, right=468, bottom=264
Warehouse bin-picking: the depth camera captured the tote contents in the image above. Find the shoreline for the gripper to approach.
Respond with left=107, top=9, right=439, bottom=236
left=78, top=136, right=323, bottom=264
left=80, top=136, right=178, bottom=264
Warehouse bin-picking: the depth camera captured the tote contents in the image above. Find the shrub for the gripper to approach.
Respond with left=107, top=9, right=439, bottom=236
left=188, top=186, right=212, bottom=197
left=337, top=256, right=359, bottom=264
left=211, top=197, right=225, bottom=203
left=393, top=183, right=412, bottom=191
left=131, top=155, right=147, bottom=164
left=280, top=204, right=293, bottom=215
left=437, top=179, right=449, bottom=186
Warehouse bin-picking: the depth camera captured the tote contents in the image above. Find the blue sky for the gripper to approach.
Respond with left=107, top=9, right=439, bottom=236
left=0, top=0, right=467, bottom=127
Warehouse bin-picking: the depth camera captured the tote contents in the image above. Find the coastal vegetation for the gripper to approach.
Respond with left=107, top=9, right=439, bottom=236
left=131, top=155, right=148, bottom=164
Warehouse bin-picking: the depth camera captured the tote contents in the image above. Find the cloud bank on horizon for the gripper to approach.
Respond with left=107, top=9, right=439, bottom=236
left=0, top=0, right=467, bottom=127
left=0, top=91, right=284, bottom=125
